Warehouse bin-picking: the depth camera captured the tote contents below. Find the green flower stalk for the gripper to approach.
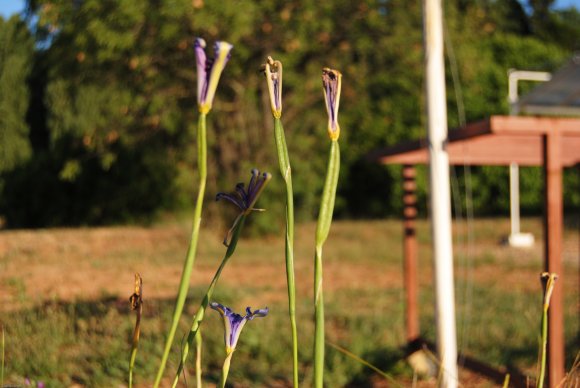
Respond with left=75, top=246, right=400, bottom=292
left=195, top=330, right=202, bottom=388
left=263, top=56, right=299, bottom=387
left=154, top=37, right=233, bottom=388
left=314, top=68, right=342, bottom=388
left=210, top=302, right=269, bottom=388
left=128, top=274, right=143, bottom=388
left=537, top=272, right=558, bottom=388
left=171, top=170, right=271, bottom=387
left=1, top=324, right=4, bottom=388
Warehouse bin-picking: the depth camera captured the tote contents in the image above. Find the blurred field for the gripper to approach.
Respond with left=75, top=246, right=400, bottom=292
left=0, top=217, right=578, bottom=387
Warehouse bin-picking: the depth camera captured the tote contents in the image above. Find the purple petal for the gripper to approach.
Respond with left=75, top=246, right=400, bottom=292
left=322, top=68, right=341, bottom=136
left=210, top=301, right=227, bottom=314
left=216, top=192, right=245, bottom=210
left=247, top=169, right=260, bottom=195
left=194, top=38, right=208, bottom=105
left=248, top=307, right=269, bottom=319
left=273, top=76, right=281, bottom=111
left=235, top=183, right=248, bottom=202
left=247, top=170, right=265, bottom=200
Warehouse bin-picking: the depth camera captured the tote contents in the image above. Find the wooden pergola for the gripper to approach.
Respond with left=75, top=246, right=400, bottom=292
left=370, top=115, right=580, bottom=387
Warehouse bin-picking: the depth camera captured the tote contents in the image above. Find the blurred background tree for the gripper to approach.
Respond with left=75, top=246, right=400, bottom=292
left=0, top=0, right=577, bottom=228
left=0, top=16, right=33, bottom=174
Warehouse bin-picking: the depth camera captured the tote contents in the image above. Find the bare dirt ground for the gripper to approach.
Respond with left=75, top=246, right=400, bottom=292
left=0, top=220, right=411, bottom=310
left=2, top=217, right=578, bottom=308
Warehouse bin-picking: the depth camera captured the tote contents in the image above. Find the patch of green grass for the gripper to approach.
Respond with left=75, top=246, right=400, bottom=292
left=5, top=281, right=573, bottom=387
left=0, top=285, right=410, bottom=387
left=420, top=283, right=578, bottom=373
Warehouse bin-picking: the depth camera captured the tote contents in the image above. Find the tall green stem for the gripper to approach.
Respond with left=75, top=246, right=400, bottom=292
left=274, top=117, right=299, bottom=387
left=171, top=216, right=247, bottom=387
left=128, top=303, right=141, bottom=388
left=313, top=140, right=340, bottom=388
left=537, top=303, right=549, bottom=388
left=219, top=352, right=234, bottom=388
left=195, top=330, right=203, bottom=388
left=154, top=113, right=208, bottom=387
left=1, top=325, right=4, bottom=388
left=313, top=244, right=325, bottom=388
left=537, top=273, right=557, bottom=388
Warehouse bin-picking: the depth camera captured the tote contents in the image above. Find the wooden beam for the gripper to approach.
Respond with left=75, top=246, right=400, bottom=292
left=543, top=129, right=565, bottom=387
left=403, top=165, right=419, bottom=341
left=372, top=116, right=580, bottom=167
left=491, top=115, right=580, bottom=136
left=377, top=131, right=580, bottom=167
left=446, top=134, right=542, bottom=166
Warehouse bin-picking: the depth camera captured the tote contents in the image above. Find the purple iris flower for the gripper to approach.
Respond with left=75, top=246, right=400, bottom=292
left=322, top=68, right=342, bottom=140
left=194, top=38, right=233, bottom=113
left=216, top=169, right=272, bottom=246
left=216, top=168, right=272, bottom=215
left=210, top=302, right=268, bottom=355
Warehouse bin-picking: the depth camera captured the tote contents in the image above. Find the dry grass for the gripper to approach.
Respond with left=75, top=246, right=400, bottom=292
left=0, top=217, right=578, bottom=386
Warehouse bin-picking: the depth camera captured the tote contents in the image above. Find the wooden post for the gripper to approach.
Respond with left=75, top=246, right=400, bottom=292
left=403, top=164, right=419, bottom=341
left=543, top=128, right=565, bottom=387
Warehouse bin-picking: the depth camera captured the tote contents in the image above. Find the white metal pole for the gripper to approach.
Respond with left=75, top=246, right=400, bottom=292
left=423, top=0, right=458, bottom=386
left=509, top=162, right=520, bottom=236
left=508, top=70, right=551, bottom=114
left=507, top=70, right=550, bottom=246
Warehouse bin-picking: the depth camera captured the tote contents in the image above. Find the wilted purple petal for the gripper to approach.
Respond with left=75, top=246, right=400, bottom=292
left=263, top=56, right=283, bottom=117
left=322, top=68, right=342, bottom=140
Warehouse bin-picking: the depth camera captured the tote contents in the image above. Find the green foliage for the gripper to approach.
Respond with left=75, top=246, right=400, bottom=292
left=0, top=16, right=33, bottom=174
left=0, top=1, right=578, bottom=226
left=1, top=139, right=177, bottom=226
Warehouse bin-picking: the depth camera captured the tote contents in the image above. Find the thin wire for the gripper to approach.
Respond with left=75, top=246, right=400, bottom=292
left=444, top=15, right=476, bottom=368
